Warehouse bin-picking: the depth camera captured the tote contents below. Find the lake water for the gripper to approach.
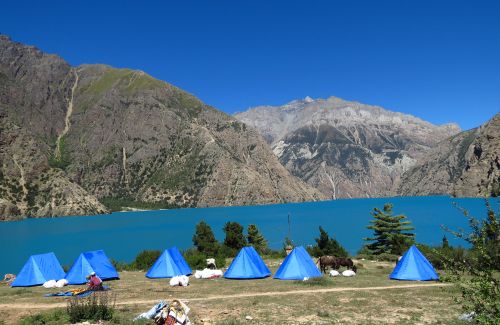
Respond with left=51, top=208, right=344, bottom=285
left=0, top=196, right=497, bottom=275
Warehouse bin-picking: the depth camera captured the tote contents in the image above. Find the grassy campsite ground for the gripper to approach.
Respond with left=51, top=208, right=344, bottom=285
left=0, top=259, right=464, bottom=325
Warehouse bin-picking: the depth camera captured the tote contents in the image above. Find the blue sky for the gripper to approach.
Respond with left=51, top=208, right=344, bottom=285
left=1, top=0, right=499, bottom=130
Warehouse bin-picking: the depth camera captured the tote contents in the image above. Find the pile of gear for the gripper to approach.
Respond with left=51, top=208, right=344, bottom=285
left=42, top=279, right=68, bottom=288
left=134, top=299, right=191, bottom=325
left=194, top=268, right=223, bottom=279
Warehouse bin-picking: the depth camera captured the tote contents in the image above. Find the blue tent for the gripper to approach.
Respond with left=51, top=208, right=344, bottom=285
left=146, top=247, right=192, bottom=278
left=390, top=245, right=439, bottom=281
left=274, top=246, right=322, bottom=280
left=11, top=252, right=65, bottom=287
left=65, top=250, right=119, bottom=285
left=224, top=246, right=271, bottom=279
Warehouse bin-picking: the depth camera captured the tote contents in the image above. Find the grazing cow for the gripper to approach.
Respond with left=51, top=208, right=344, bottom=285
left=206, top=258, right=217, bottom=270
left=336, top=258, right=357, bottom=273
left=317, top=256, right=338, bottom=274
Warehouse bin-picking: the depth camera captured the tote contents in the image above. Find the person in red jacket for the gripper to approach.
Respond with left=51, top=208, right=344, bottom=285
left=86, top=272, right=103, bottom=291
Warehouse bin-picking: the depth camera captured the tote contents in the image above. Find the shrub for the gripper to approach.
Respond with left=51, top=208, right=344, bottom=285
left=66, top=292, right=115, bottom=323
left=17, top=309, right=68, bottom=325
left=111, top=259, right=130, bottom=271
left=441, top=201, right=500, bottom=323
left=131, top=250, right=161, bottom=270
left=416, top=243, right=466, bottom=270
left=184, top=248, right=207, bottom=270
left=184, top=248, right=226, bottom=270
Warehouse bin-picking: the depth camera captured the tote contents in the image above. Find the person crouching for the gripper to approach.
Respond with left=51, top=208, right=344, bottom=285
left=86, top=272, right=103, bottom=291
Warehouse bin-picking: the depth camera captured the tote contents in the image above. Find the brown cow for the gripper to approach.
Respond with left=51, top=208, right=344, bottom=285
left=317, top=256, right=338, bottom=273
left=336, top=258, right=357, bottom=273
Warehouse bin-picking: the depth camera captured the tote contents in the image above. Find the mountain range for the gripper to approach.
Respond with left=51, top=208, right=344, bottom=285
left=1, top=35, right=498, bottom=220
left=235, top=97, right=462, bottom=199
left=0, top=35, right=320, bottom=220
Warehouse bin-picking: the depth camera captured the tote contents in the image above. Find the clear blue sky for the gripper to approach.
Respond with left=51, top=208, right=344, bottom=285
left=1, top=0, right=499, bottom=130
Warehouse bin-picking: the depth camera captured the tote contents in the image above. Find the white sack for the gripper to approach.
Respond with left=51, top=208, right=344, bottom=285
left=43, top=280, right=57, bottom=288
left=179, top=275, right=189, bottom=286
left=329, top=270, right=340, bottom=277
left=55, top=279, right=68, bottom=287
left=342, top=270, right=356, bottom=277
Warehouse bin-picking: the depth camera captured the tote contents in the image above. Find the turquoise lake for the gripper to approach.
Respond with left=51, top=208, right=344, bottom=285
left=0, top=196, right=497, bottom=275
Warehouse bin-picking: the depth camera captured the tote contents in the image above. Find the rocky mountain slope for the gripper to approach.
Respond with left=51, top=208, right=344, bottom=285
left=398, top=114, right=500, bottom=197
left=0, top=35, right=321, bottom=220
left=235, top=97, right=460, bottom=199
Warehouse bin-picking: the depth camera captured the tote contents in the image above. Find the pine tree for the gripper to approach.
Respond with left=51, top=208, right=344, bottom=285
left=364, top=203, right=415, bottom=255
left=247, top=224, right=268, bottom=254
left=192, top=221, right=218, bottom=256
left=309, top=226, right=348, bottom=258
left=223, top=221, right=247, bottom=253
left=442, top=235, right=450, bottom=249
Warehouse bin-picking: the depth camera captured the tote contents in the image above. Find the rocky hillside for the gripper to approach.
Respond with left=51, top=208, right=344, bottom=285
left=398, top=114, right=500, bottom=197
left=0, top=35, right=321, bottom=220
left=235, top=97, right=460, bottom=199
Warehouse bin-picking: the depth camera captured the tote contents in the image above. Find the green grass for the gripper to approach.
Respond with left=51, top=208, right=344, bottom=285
left=0, top=260, right=463, bottom=324
left=83, top=68, right=132, bottom=96
left=48, top=136, right=71, bottom=170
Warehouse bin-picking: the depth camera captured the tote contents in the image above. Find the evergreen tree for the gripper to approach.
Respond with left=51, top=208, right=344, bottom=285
left=247, top=224, right=268, bottom=254
left=223, top=221, right=247, bottom=252
left=309, top=226, right=348, bottom=258
left=442, top=235, right=450, bottom=249
left=364, top=203, right=415, bottom=255
left=192, top=221, right=218, bottom=256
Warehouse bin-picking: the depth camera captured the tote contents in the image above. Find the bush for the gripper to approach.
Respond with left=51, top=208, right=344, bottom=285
left=67, top=292, right=115, bottom=323
left=183, top=248, right=226, bottom=270
left=416, top=243, right=467, bottom=270
left=441, top=201, right=500, bottom=323
left=111, top=259, right=130, bottom=271
left=130, top=250, right=161, bottom=271
left=18, top=309, right=68, bottom=325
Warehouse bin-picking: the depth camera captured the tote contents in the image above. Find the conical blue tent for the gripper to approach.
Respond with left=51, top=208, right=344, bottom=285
left=11, top=252, right=65, bottom=287
left=274, top=246, right=322, bottom=280
left=168, top=247, right=192, bottom=276
left=224, top=246, right=271, bottom=279
left=390, top=245, right=439, bottom=281
left=145, top=247, right=192, bottom=278
left=65, top=250, right=119, bottom=285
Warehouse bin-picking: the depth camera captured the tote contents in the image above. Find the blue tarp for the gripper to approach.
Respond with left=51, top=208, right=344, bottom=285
left=65, top=250, right=119, bottom=285
left=145, top=247, right=192, bottom=278
left=11, top=252, right=65, bottom=287
left=224, top=246, right=271, bottom=279
left=274, top=246, right=322, bottom=280
left=390, top=245, right=439, bottom=281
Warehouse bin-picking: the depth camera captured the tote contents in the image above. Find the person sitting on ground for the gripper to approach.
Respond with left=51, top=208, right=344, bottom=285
left=86, top=272, right=103, bottom=291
